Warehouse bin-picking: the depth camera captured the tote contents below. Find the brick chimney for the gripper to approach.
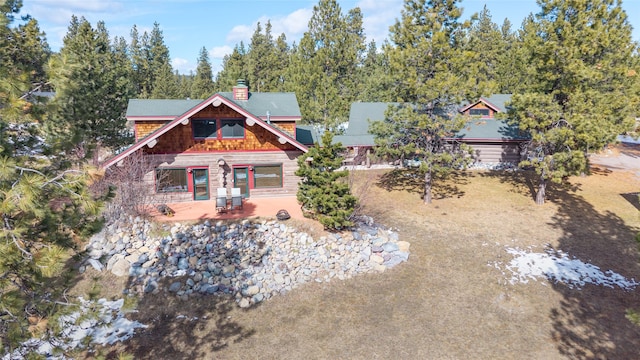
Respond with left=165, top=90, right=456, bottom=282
left=232, top=79, right=248, bottom=100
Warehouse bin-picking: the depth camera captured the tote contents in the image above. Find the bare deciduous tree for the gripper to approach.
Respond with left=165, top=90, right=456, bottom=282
left=101, top=150, right=161, bottom=217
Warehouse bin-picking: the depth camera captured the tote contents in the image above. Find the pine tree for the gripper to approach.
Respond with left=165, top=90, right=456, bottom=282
left=214, top=43, right=247, bottom=92
left=247, top=21, right=274, bottom=92
left=357, top=40, right=393, bottom=102
left=129, top=25, right=150, bottom=97
left=273, top=33, right=290, bottom=91
left=0, top=3, right=103, bottom=350
left=148, top=22, right=170, bottom=92
left=6, top=18, right=50, bottom=84
left=190, top=47, right=215, bottom=99
left=462, top=5, right=502, bottom=96
left=150, top=61, right=180, bottom=99
left=177, top=70, right=194, bottom=99
left=128, top=23, right=173, bottom=98
left=288, top=0, right=366, bottom=127
left=496, top=16, right=538, bottom=94
left=295, top=131, right=356, bottom=230
left=509, top=0, right=638, bottom=204
left=374, top=0, right=474, bottom=204
left=47, top=17, right=135, bottom=162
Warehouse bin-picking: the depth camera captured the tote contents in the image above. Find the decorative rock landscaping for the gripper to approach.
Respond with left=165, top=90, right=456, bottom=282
left=84, top=214, right=410, bottom=307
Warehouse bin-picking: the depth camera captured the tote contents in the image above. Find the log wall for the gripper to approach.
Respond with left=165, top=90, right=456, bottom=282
left=466, top=142, right=522, bottom=163
left=140, top=151, right=303, bottom=203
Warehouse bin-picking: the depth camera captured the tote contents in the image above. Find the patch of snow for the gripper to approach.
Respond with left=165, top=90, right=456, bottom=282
left=494, top=247, right=639, bottom=290
left=618, top=134, right=640, bottom=145
left=467, top=161, right=518, bottom=170
left=3, top=297, right=146, bottom=360
left=176, top=314, right=199, bottom=321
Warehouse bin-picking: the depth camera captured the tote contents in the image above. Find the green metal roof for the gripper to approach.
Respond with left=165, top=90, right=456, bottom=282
left=346, top=102, right=398, bottom=135
left=126, top=92, right=302, bottom=118
left=338, top=98, right=527, bottom=144
left=219, top=92, right=301, bottom=118
left=296, top=125, right=320, bottom=145
left=454, top=118, right=529, bottom=141
left=126, top=99, right=202, bottom=117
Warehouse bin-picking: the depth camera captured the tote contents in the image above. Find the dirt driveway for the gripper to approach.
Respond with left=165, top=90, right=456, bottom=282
left=590, top=143, right=640, bottom=174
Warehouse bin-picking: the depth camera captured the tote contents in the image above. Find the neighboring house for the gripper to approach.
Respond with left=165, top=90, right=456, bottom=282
left=333, top=102, right=390, bottom=166
left=455, top=94, right=529, bottom=165
left=334, top=95, right=529, bottom=166
left=102, top=80, right=316, bottom=202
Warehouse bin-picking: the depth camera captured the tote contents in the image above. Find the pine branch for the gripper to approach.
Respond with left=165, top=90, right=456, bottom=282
left=3, top=214, right=32, bottom=260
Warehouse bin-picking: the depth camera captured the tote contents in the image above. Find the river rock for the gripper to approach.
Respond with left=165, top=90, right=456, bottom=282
left=169, top=282, right=182, bottom=292
left=111, top=257, right=131, bottom=277
left=88, top=211, right=410, bottom=308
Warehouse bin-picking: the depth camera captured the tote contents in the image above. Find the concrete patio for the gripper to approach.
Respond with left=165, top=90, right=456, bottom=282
left=149, top=195, right=304, bottom=222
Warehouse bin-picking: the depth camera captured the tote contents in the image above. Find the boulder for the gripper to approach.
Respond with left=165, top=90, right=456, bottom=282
left=111, top=257, right=131, bottom=277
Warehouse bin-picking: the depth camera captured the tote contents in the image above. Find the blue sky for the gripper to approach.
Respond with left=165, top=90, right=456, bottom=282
left=19, top=0, right=640, bottom=75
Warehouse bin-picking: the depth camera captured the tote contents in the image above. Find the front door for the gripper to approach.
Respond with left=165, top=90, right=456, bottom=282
left=192, top=168, right=209, bottom=200
left=233, top=167, right=249, bottom=198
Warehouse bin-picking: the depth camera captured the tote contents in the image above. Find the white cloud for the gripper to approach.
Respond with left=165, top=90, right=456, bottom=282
left=226, top=24, right=254, bottom=44
left=356, top=0, right=403, bottom=44
left=277, top=8, right=313, bottom=37
left=172, top=57, right=195, bottom=75
left=24, top=0, right=126, bottom=26
left=209, top=45, right=233, bottom=60
left=224, top=7, right=313, bottom=47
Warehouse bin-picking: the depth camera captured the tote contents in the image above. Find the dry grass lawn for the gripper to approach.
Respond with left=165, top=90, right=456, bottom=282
left=91, top=165, right=640, bottom=359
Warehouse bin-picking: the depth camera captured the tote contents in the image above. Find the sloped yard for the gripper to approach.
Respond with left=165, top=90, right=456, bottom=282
left=95, top=161, right=640, bottom=359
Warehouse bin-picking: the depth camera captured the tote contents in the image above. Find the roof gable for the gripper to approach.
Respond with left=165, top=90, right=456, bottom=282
left=102, top=94, right=308, bottom=169
left=459, top=94, right=512, bottom=114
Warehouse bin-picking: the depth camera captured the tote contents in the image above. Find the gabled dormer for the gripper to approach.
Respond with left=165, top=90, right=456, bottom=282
left=459, top=94, right=511, bottom=118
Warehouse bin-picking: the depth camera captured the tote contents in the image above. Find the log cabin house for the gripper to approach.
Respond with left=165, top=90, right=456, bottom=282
left=454, top=94, right=529, bottom=165
left=335, top=95, right=529, bottom=167
left=101, top=80, right=317, bottom=203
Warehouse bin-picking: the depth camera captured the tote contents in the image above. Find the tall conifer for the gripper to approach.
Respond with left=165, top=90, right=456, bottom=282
left=509, top=0, right=638, bottom=204
left=372, top=0, right=474, bottom=204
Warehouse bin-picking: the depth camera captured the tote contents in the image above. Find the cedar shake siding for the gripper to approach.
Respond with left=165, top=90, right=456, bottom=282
left=136, top=120, right=168, bottom=141
left=461, top=102, right=497, bottom=118
left=142, top=111, right=298, bottom=154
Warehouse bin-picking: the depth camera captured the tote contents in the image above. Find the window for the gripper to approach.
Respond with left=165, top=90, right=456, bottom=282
left=193, top=119, right=217, bottom=138
left=221, top=119, right=245, bottom=138
left=156, top=168, right=188, bottom=192
left=469, top=108, right=490, bottom=117
left=253, top=165, right=282, bottom=188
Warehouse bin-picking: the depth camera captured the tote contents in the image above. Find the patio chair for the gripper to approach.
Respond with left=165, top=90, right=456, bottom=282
left=216, top=188, right=228, bottom=212
left=231, top=187, right=243, bottom=210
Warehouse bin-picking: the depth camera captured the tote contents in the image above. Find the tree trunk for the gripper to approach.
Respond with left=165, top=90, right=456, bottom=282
left=424, top=169, right=432, bottom=204
left=535, top=174, right=546, bottom=205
